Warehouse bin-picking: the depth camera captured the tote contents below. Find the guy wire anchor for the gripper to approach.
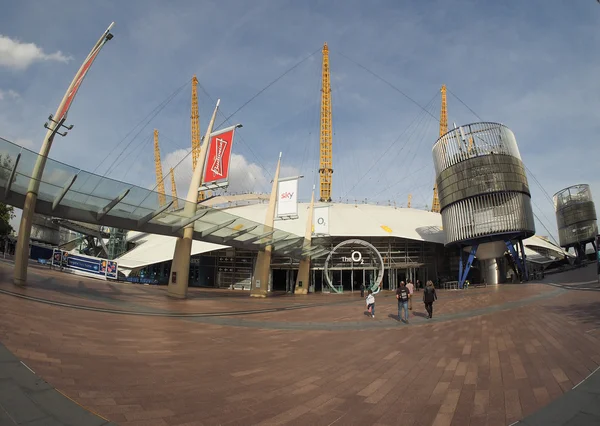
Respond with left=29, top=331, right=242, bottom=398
left=44, top=114, right=73, bottom=137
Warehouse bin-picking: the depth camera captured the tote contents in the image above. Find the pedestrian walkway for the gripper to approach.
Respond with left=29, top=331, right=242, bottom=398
left=516, top=367, right=600, bottom=425
left=0, top=262, right=599, bottom=425
left=0, top=341, right=115, bottom=425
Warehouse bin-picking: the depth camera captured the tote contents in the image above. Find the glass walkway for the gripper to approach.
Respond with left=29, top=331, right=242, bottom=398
left=0, top=137, right=328, bottom=259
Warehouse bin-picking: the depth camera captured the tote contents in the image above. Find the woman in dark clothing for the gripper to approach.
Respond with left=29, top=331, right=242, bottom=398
left=423, top=280, right=438, bottom=319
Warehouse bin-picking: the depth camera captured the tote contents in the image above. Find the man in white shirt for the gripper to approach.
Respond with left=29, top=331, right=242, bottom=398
left=406, top=280, right=414, bottom=310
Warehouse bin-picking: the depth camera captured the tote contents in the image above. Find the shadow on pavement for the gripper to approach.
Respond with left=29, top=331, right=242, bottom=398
left=549, top=301, right=600, bottom=327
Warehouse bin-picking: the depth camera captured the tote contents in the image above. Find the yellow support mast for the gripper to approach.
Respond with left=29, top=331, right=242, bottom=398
left=431, top=84, right=447, bottom=213
left=319, top=42, right=333, bottom=202
left=407, top=193, right=412, bottom=208
left=170, top=167, right=179, bottom=209
left=191, top=75, right=201, bottom=170
left=153, top=129, right=166, bottom=206
left=191, top=75, right=206, bottom=201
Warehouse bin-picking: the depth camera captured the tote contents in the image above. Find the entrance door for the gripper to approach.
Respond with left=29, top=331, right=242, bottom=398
left=271, top=269, right=287, bottom=291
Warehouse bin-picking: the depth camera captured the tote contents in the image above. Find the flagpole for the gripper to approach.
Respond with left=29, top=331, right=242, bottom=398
left=13, top=23, right=115, bottom=286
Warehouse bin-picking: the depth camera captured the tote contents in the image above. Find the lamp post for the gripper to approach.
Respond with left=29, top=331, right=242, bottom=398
left=13, top=23, right=115, bottom=286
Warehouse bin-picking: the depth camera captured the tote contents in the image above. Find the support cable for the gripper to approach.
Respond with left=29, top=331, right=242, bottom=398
left=97, top=79, right=190, bottom=177
left=447, top=88, right=484, bottom=123
left=335, top=51, right=438, bottom=121
left=342, top=90, right=439, bottom=198
left=398, top=103, right=438, bottom=200
left=214, top=47, right=321, bottom=129
left=365, top=94, right=436, bottom=194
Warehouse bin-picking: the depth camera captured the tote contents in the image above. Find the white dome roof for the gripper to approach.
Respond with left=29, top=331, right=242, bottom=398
left=116, top=202, right=568, bottom=271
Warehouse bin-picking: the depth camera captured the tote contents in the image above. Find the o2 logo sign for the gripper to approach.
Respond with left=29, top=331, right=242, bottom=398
left=324, top=239, right=385, bottom=294
left=341, top=250, right=364, bottom=264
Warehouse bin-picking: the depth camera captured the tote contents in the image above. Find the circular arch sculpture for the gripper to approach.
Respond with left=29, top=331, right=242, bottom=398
left=323, top=239, right=385, bottom=294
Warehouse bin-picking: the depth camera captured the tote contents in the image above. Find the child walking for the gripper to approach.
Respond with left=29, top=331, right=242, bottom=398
left=366, top=289, right=375, bottom=318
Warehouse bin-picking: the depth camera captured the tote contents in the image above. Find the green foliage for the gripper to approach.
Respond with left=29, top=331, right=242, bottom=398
left=0, top=203, right=14, bottom=237
left=0, top=153, right=16, bottom=237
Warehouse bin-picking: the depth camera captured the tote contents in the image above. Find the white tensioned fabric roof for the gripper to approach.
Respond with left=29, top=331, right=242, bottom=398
left=117, top=202, right=569, bottom=271
left=117, top=203, right=445, bottom=270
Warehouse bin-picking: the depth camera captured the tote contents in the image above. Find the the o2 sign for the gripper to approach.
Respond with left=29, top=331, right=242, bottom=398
left=324, top=239, right=384, bottom=294
left=341, top=250, right=364, bottom=264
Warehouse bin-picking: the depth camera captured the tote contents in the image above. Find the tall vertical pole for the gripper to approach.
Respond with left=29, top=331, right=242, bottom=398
left=295, top=185, right=315, bottom=294
left=170, top=167, right=179, bottom=210
left=319, top=43, right=333, bottom=202
left=191, top=75, right=201, bottom=171
left=13, top=23, right=115, bottom=286
left=250, top=153, right=282, bottom=297
left=153, top=129, right=166, bottom=206
left=431, top=84, right=446, bottom=214
left=167, top=99, right=220, bottom=299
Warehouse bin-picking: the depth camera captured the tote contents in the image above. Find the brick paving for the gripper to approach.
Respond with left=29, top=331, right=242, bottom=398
left=0, top=262, right=599, bottom=425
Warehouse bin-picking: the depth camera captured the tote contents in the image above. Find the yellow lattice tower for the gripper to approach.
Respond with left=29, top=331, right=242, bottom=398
left=153, top=129, right=166, bottom=206
left=191, top=75, right=201, bottom=171
left=191, top=75, right=207, bottom=202
left=407, top=193, right=412, bottom=208
left=170, top=167, right=178, bottom=210
left=431, top=84, right=447, bottom=213
left=319, top=42, right=333, bottom=202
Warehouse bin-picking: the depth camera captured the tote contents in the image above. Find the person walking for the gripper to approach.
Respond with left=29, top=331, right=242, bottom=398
left=416, top=279, right=421, bottom=292
left=423, top=280, right=438, bottom=319
left=396, top=281, right=410, bottom=323
left=365, top=289, right=375, bottom=318
left=406, top=280, right=414, bottom=310
left=360, top=282, right=365, bottom=298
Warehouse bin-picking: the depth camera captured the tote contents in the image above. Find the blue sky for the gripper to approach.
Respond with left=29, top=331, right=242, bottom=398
left=1, top=0, right=600, bottom=241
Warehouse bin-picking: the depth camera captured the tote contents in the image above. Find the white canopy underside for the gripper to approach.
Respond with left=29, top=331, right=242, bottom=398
left=116, top=203, right=569, bottom=272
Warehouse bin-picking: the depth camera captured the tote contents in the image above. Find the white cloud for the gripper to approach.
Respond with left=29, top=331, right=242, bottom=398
left=0, top=35, right=72, bottom=70
left=229, top=153, right=269, bottom=193
left=160, top=149, right=270, bottom=200
left=0, top=89, right=20, bottom=100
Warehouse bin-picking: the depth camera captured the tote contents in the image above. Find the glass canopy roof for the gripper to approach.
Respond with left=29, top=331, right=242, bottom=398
left=0, top=137, right=329, bottom=259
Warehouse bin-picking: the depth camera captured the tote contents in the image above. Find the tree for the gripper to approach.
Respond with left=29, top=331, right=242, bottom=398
left=0, top=153, right=16, bottom=237
left=0, top=203, right=14, bottom=237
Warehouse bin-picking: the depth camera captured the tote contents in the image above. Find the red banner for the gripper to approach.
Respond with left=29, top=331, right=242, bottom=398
left=202, top=127, right=236, bottom=185
left=56, top=47, right=102, bottom=122
left=55, top=22, right=114, bottom=123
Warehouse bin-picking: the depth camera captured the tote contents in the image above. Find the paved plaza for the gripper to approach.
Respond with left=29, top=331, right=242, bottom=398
left=0, top=262, right=599, bottom=425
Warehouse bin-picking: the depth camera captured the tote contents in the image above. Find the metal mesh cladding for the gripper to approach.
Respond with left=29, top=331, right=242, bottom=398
left=553, top=184, right=598, bottom=247
left=432, top=122, right=535, bottom=245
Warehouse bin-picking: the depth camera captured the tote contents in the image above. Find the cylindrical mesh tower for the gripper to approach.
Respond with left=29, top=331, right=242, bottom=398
left=432, top=122, right=535, bottom=247
left=553, top=184, right=597, bottom=248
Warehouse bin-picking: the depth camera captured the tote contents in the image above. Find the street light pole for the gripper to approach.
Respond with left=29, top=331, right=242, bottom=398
left=13, top=23, right=115, bottom=286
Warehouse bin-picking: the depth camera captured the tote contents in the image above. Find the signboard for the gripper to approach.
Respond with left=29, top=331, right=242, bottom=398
left=201, top=125, right=237, bottom=189
left=106, top=260, right=118, bottom=279
left=276, top=177, right=299, bottom=219
left=126, top=277, right=159, bottom=285
left=51, top=249, right=118, bottom=280
left=323, top=239, right=385, bottom=294
left=313, top=206, right=330, bottom=235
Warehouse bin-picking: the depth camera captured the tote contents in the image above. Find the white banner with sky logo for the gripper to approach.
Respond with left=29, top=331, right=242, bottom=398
left=276, top=177, right=299, bottom=219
